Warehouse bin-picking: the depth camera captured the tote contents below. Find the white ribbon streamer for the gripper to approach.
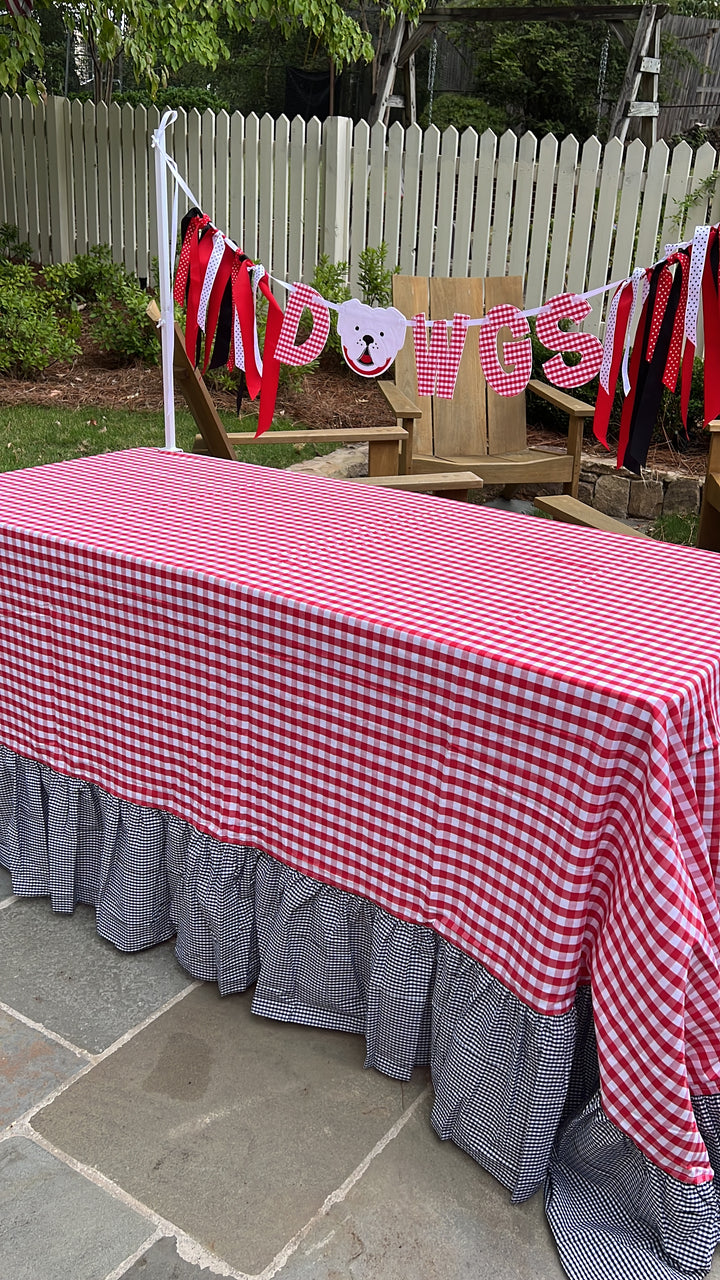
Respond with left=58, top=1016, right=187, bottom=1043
left=621, top=268, right=648, bottom=396
left=599, top=281, right=627, bottom=393
left=197, top=229, right=227, bottom=332
left=684, top=224, right=711, bottom=349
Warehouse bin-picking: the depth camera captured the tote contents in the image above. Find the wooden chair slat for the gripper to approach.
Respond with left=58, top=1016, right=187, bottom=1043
left=429, top=276, right=487, bottom=459
left=483, top=275, right=527, bottom=456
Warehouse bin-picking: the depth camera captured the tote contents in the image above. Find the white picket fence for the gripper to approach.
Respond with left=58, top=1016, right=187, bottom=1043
left=2, top=94, right=720, bottom=333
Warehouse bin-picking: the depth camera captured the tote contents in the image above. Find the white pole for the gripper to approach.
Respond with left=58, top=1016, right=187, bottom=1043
left=151, top=111, right=179, bottom=452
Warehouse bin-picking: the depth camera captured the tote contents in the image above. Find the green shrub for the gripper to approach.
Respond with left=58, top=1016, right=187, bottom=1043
left=0, top=260, right=81, bottom=377
left=91, top=290, right=159, bottom=365
left=309, top=254, right=351, bottom=358
left=419, top=94, right=507, bottom=135
left=357, top=242, right=398, bottom=308
left=45, top=244, right=125, bottom=306
left=0, top=223, right=32, bottom=263
left=44, top=246, right=158, bottom=365
left=0, top=238, right=158, bottom=374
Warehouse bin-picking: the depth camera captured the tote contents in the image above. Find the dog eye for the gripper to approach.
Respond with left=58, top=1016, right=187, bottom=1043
left=380, top=331, right=384, bottom=337
left=355, top=325, right=359, bottom=331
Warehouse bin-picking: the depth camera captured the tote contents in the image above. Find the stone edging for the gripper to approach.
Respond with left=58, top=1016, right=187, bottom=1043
left=578, top=454, right=704, bottom=521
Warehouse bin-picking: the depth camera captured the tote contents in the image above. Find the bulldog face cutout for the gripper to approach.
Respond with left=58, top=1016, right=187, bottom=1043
left=336, top=299, right=407, bottom=377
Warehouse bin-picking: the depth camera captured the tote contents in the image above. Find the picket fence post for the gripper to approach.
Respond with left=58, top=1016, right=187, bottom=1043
left=45, top=95, right=73, bottom=263
left=322, top=115, right=352, bottom=266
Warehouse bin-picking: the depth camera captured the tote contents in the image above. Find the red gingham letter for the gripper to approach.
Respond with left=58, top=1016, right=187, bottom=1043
left=412, top=313, right=469, bottom=398
left=274, top=284, right=331, bottom=366
left=536, top=293, right=604, bottom=389
left=478, top=305, right=532, bottom=397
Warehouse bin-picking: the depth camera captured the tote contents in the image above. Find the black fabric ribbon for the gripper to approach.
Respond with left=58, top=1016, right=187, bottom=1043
left=623, top=261, right=684, bottom=474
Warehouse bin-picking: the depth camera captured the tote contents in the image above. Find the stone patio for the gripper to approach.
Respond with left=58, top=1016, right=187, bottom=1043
left=0, top=876, right=571, bottom=1280
left=2, top=875, right=719, bottom=1280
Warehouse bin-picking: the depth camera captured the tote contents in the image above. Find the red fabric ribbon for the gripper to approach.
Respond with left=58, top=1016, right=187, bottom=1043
left=593, top=281, right=634, bottom=447
left=647, top=266, right=673, bottom=364
left=256, top=274, right=285, bottom=435
left=173, top=213, right=209, bottom=308
left=184, top=224, right=216, bottom=368
left=701, top=226, right=720, bottom=428
left=617, top=289, right=650, bottom=470
left=229, top=260, right=284, bottom=433
left=663, top=253, right=689, bottom=395
left=227, top=252, right=249, bottom=371
left=233, top=262, right=263, bottom=400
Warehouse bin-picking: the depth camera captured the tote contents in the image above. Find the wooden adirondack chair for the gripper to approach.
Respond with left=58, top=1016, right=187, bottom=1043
left=379, top=276, right=594, bottom=496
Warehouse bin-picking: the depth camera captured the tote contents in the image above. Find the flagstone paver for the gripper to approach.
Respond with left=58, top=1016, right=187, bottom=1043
left=123, top=1236, right=208, bottom=1277
left=275, top=1092, right=564, bottom=1280
left=0, top=865, right=12, bottom=899
left=0, top=896, right=192, bottom=1054
left=0, top=1136, right=152, bottom=1280
left=32, top=984, right=428, bottom=1275
left=0, top=1007, right=85, bottom=1126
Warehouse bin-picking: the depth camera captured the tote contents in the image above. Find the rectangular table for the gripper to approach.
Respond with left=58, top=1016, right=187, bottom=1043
left=1, top=447, right=719, bottom=1280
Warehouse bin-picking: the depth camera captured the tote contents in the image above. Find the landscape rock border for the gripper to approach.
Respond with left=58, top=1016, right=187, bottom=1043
left=578, top=457, right=703, bottom=520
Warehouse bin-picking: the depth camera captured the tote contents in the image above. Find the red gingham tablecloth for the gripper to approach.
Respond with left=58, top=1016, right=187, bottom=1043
left=0, top=447, right=719, bottom=1188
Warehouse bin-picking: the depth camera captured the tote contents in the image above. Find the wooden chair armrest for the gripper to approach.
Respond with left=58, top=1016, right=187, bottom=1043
left=226, top=427, right=407, bottom=445
left=377, top=381, right=423, bottom=419
left=351, top=471, right=483, bottom=492
left=534, top=495, right=649, bottom=538
left=527, top=379, right=595, bottom=419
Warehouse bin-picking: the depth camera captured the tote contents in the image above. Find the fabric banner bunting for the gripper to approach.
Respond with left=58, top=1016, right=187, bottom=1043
left=172, top=202, right=720, bottom=475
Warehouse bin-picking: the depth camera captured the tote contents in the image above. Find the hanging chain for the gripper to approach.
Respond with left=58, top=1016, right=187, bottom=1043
left=427, top=33, right=438, bottom=126
left=596, top=33, right=610, bottom=137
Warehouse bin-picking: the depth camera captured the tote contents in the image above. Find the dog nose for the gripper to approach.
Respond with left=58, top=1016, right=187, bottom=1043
left=362, top=334, right=374, bottom=345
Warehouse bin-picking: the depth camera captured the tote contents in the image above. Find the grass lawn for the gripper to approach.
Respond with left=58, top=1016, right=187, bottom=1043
left=0, top=403, right=702, bottom=547
left=0, top=405, right=343, bottom=473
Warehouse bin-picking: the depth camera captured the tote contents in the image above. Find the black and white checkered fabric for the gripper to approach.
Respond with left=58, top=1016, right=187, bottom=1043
left=2, top=743, right=720, bottom=1280
left=0, top=746, right=176, bottom=950
left=253, top=855, right=437, bottom=1078
left=165, top=815, right=261, bottom=995
left=547, top=1091, right=720, bottom=1279
left=430, top=937, right=577, bottom=1201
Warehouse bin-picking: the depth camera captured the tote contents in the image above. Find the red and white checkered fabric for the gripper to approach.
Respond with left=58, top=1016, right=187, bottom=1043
left=274, top=284, right=330, bottom=367
left=535, top=293, right=604, bottom=389
left=478, top=304, right=533, bottom=396
left=412, top=313, right=469, bottom=398
left=0, top=448, right=719, bottom=1188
